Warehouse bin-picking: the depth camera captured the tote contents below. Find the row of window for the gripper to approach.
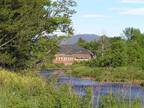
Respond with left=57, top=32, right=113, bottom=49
left=56, top=57, right=74, bottom=61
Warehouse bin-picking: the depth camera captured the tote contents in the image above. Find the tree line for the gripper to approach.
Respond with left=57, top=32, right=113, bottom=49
left=78, top=27, right=144, bottom=69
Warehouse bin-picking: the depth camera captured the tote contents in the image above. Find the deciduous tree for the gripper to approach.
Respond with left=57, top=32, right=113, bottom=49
left=0, top=0, right=76, bottom=69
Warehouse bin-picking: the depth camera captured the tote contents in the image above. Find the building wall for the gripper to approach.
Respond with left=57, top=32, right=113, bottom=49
left=53, top=53, right=92, bottom=65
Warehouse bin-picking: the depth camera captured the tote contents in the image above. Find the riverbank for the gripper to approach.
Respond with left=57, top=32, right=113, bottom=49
left=1, top=68, right=144, bottom=108
left=39, top=68, right=144, bottom=87
left=52, top=64, right=144, bottom=86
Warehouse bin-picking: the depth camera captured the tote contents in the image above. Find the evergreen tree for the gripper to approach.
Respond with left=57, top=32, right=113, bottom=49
left=0, top=0, right=76, bottom=69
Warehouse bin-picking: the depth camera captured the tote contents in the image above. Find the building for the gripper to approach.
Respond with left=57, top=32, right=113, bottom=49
left=53, top=45, right=93, bottom=65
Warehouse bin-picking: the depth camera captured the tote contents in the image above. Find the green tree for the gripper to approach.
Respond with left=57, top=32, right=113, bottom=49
left=89, top=36, right=111, bottom=67
left=88, top=37, right=127, bottom=67
left=78, top=37, right=98, bottom=55
left=123, top=27, right=144, bottom=67
left=0, top=0, right=76, bottom=69
left=110, top=37, right=127, bottom=67
left=123, top=27, right=144, bottom=46
left=77, top=37, right=87, bottom=47
left=127, top=41, right=144, bottom=67
left=30, top=37, right=58, bottom=69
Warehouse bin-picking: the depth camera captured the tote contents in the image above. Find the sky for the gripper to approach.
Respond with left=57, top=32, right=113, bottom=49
left=72, top=0, right=144, bottom=36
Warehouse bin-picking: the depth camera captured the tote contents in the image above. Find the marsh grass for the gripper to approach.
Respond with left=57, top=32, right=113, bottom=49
left=64, top=64, right=144, bottom=108
left=0, top=68, right=92, bottom=108
left=66, top=64, right=144, bottom=83
left=0, top=68, right=143, bottom=108
left=98, top=95, right=142, bottom=108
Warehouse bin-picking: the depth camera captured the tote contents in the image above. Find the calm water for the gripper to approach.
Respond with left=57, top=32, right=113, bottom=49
left=40, top=70, right=144, bottom=107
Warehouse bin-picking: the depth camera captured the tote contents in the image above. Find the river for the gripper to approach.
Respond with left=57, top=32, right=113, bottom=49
left=39, top=70, right=144, bottom=108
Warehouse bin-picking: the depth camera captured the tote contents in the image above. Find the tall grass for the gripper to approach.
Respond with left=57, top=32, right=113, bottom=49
left=66, top=64, right=144, bottom=84
left=64, top=64, right=144, bottom=108
left=98, top=95, right=142, bottom=108
left=0, top=68, right=143, bottom=108
left=0, top=68, right=92, bottom=108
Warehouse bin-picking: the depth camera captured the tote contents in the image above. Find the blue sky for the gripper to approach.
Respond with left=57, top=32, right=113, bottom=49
left=72, top=0, right=144, bottom=36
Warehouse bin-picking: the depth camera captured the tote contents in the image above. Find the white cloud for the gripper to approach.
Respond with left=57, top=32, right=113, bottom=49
left=121, top=0, right=144, bottom=3
left=82, top=14, right=108, bottom=18
left=112, top=8, right=144, bottom=15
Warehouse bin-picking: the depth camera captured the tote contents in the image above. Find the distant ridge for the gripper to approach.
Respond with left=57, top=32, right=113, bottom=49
left=60, top=34, right=99, bottom=45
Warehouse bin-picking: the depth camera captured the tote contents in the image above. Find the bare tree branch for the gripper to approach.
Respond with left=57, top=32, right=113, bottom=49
left=0, top=37, right=16, bottom=49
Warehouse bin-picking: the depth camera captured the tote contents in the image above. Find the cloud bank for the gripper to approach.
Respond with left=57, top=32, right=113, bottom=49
left=112, top=8, right=144, bottom=15
left=121, top=0, right=144, bottom=3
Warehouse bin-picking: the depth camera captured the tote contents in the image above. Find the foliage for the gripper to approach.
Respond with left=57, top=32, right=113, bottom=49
left=0, top=68, right=93, bottom=108
left=1, top=68, right=143, bottom=108
left=0, top=0, right=76, bottom=70
left=78, top=37, right=98, bottom=55
left=77, top=28, right=144, bottom=69
left=124, top=28, right=144, bottom=68
left=99, top=95, right=142, bottom=108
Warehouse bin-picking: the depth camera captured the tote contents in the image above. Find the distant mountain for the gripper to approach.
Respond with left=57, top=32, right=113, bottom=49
left=60, top=34, right=99, bottom=45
